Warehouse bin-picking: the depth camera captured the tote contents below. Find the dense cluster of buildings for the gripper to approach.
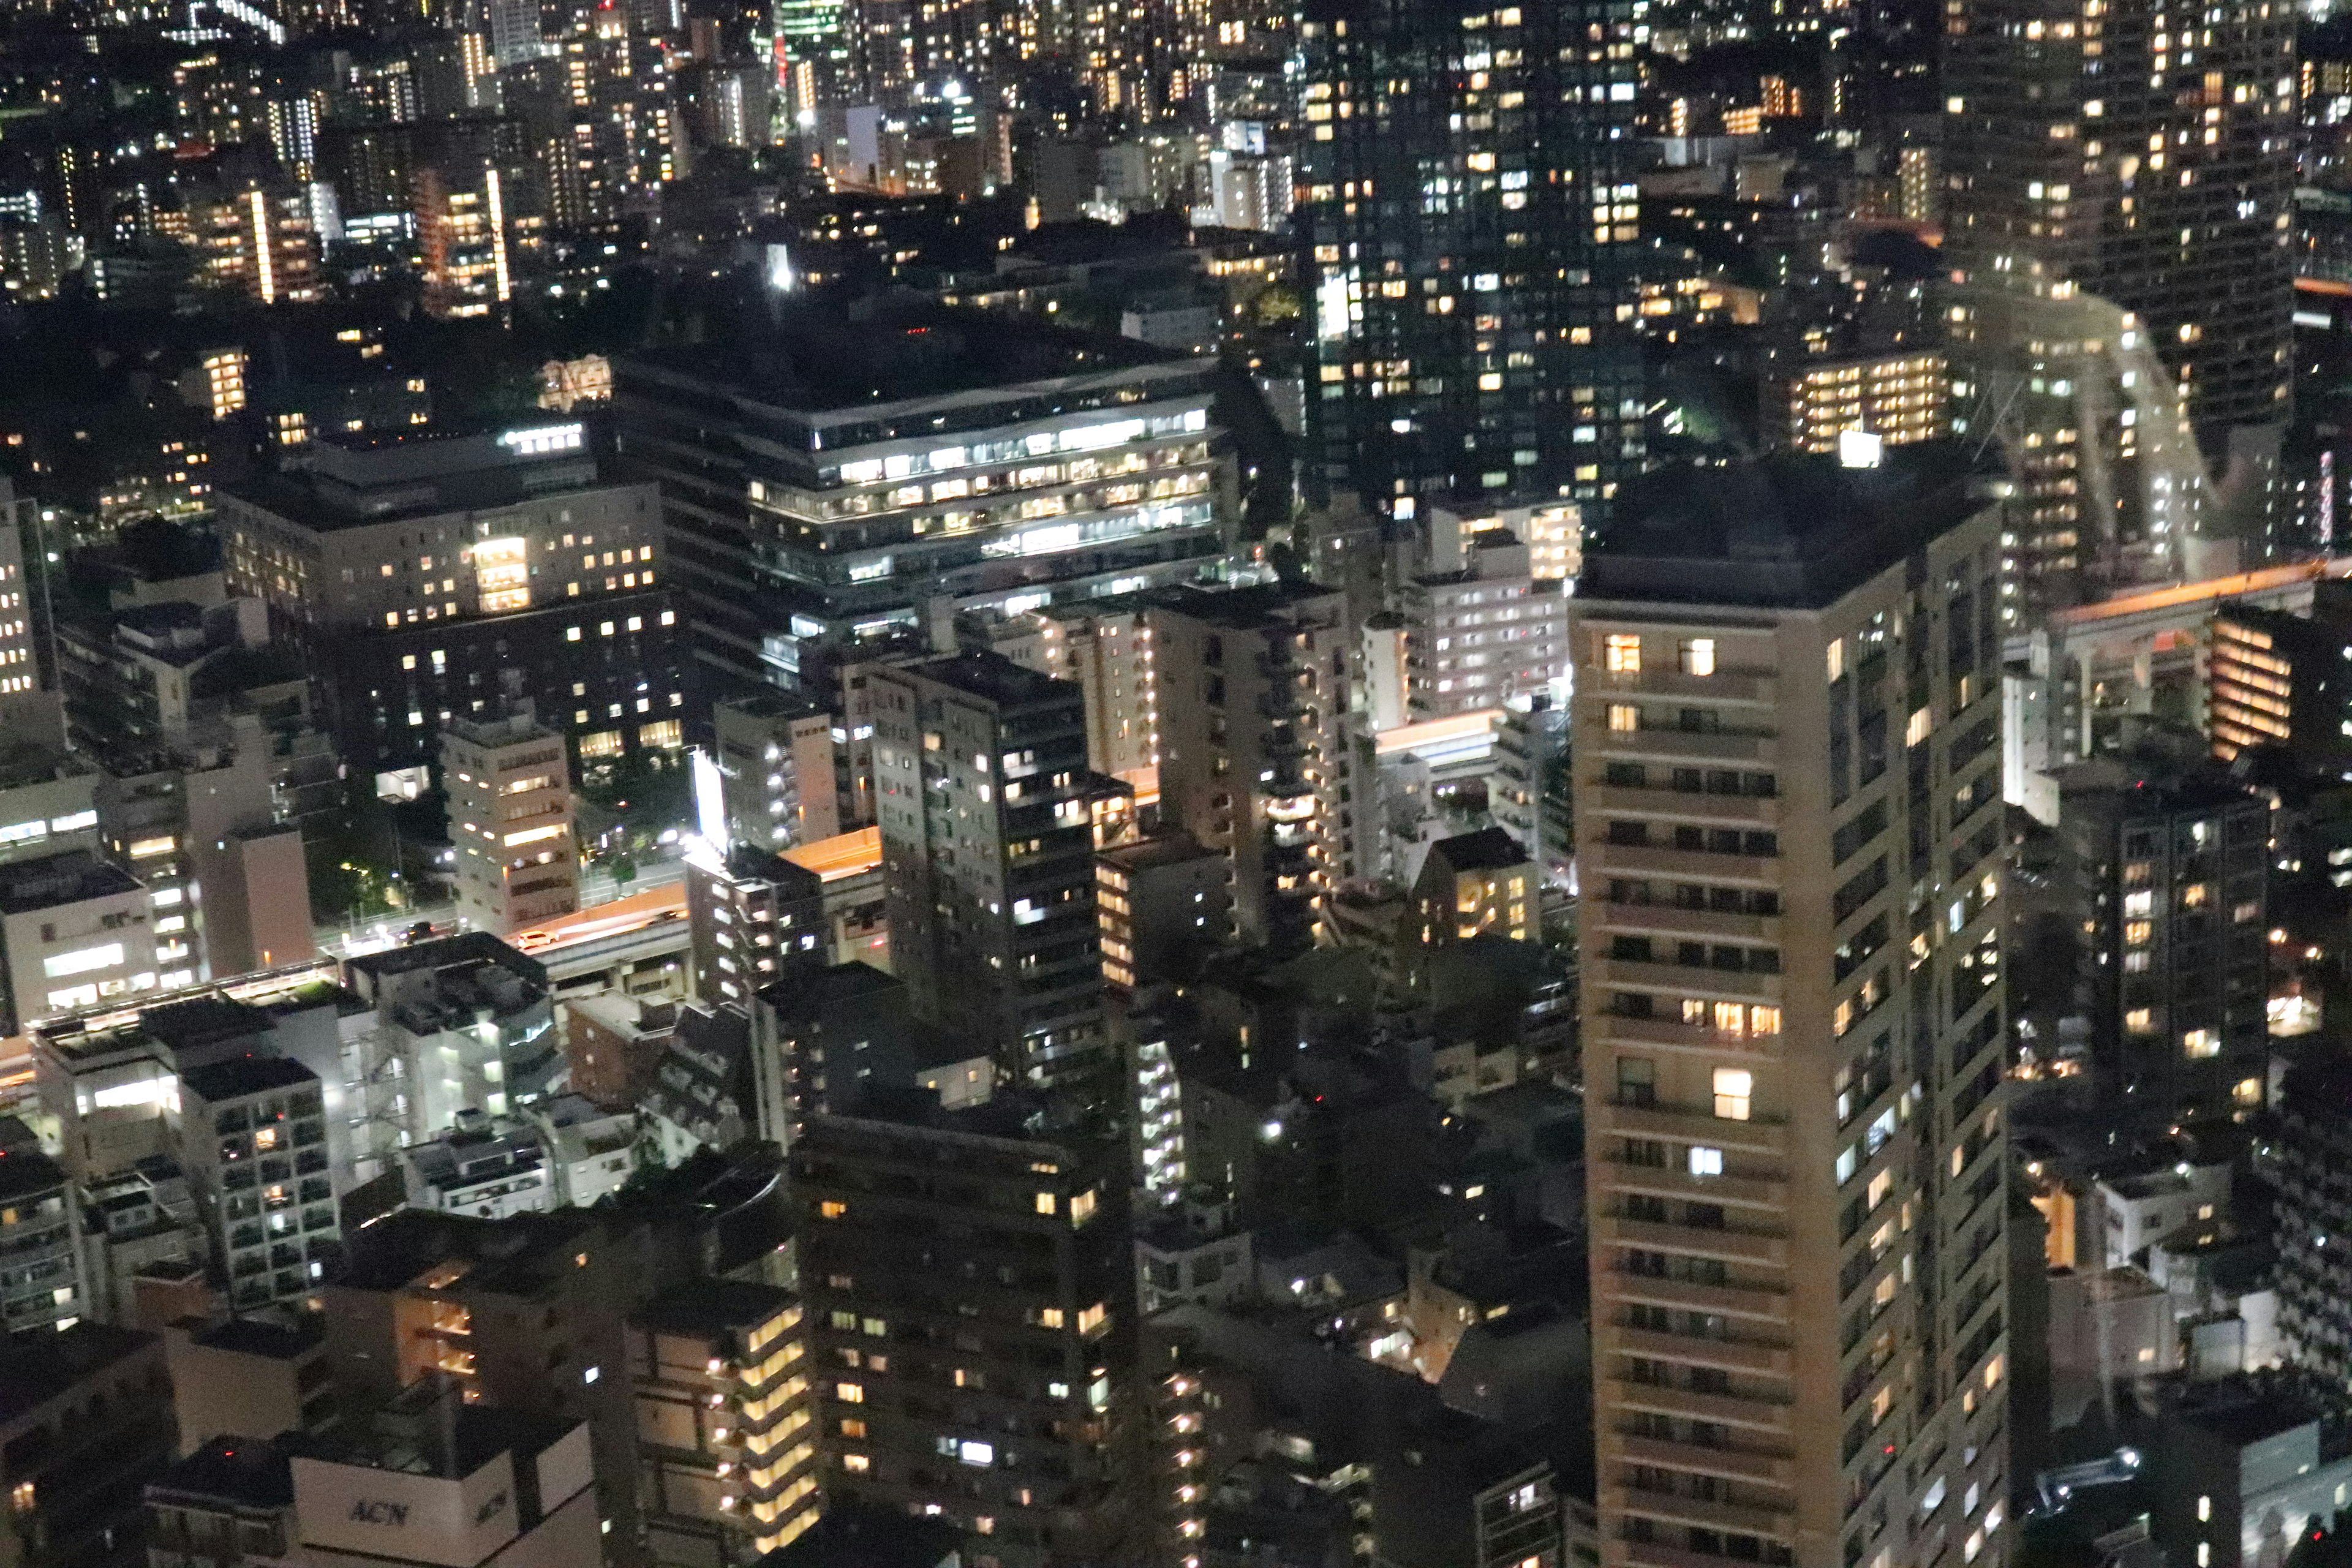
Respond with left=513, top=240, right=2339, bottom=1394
left=12, top=0, right=2352, bottom=1563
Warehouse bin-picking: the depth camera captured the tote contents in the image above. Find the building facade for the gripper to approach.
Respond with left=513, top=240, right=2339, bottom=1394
left=1572, top=449, right=2012, bottom=1568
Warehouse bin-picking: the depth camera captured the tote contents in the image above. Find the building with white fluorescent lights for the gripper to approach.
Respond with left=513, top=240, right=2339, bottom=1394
left=616, top=318, right=1237, bottom=697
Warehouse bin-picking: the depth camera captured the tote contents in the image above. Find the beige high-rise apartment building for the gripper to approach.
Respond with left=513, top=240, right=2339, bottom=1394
left=443, top=703, right=578, bottom=935
left=1572, top=447, right=2013, bottom=1568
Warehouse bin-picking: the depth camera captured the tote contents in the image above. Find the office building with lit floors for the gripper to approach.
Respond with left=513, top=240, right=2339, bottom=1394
left=790, top=1088, right=1136, bottom=1568
left=1295, top=0, right=1643, bottom=522
left=870, top=653, right=1114, bottom=1091
left=1570, top=445, right=2013, bottom=1568
left=614, top=316, right=1235, bottom=699
left=220, top=422, right=690, bottom=787
left=1149, top=583, right=1359, bottom=956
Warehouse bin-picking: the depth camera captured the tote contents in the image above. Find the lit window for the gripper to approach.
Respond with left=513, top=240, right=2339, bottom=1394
left=2183, top=1028, right=2220, bottom=1059
left=1607, top=703, right=1638, bottom=733
left=835, top=1382, right=864, bottom=1403
left=1713, top=1068, right=1753, bottom=1121
left=1688, top=1145, right=1724, bottom=1177
left=1679, top=638, right=1716, bottom=676
left=1604, top=633, right=1641, bottom=673
left=1035, top=1192, right=1057, bottom=1215
left=819, top=1201, right=846, bottom=1219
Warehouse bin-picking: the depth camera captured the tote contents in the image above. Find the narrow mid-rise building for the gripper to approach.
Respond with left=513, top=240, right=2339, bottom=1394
left=442, top=703, right=578, bottom=936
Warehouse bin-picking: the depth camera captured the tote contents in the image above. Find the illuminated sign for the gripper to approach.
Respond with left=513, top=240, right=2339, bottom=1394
left=496, top=424, right=583, bottom=456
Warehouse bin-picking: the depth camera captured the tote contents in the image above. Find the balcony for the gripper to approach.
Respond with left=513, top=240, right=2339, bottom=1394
left=1588, top=788, right=1781, bottom=829
left=1594, top=960, right=1782, bottom=1003
left=1586, top=844, right=1779, bottom=884
left=1601, top=1272, right=1790, bottom=1323
left=1593, top=728, right=1776, bottom=764
left=1608, top=1483, right=1792, bottom=1540
left=1597, top=1216, right=1787, bottom=1268
left=1602, top=1103, right=1787, bottom=1156
left=1615, top=1435, right=1795, bottom=1487
left=1593, top=668, right=1779, bottom=705
left=1600, top=1159, right=1787, bottom=1211
left=1597, top=905, right=1781, bottom=943
left=1604, top=1377, right=1792, bottom=1433
left=1590, top=1016, right=1782, bottom=1060
left=1615, top=1327, right=1792, bottom=1377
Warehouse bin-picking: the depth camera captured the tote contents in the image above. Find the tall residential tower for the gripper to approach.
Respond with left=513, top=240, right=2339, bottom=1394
left=1572, top=447, right=2012, bottom=1568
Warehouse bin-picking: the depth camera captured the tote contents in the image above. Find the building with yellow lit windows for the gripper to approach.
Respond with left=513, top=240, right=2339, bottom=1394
left=219, top=423, right=692, bottom=783
left=1408, top=826, right=1534, bottom=987
left=1765, top=351, right=1951, bottom=456
left=443, top=702, right=579, bottom=936
left=630, top=1280, right=821, bottom=1562
left=2207, top=587, right=2352, bottom=774
left=1295, top=0, right=1644, bottom=524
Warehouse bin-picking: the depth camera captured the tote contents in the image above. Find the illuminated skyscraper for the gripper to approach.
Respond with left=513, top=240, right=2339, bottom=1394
left=1574, top=448, right=2012, bottom=1568
left=1295, top=0, right=1645, bottom=526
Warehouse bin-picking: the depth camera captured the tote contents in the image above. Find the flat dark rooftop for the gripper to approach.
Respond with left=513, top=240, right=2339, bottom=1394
left=180, top=1055, right=316, bottom=1102
left=140, top=996, right=271, bottom=1054
left=1099, top=831, right=1218, bottom=872
left=345, top=930, right=546, bottom=987
left=624, top=304, right=1170, bottom=416
left=1583, top=442, right=2000, bottom=610
left=757, top=959, right=904, bottom=1017
left=1428, top=826, right=1530, bottom=875
left=0, top=850, right=142, bottom=916
left=0, top=1146, right=67, bottom=1203
left=146, top=1438, right=295, bottom=1510
left=182, top=1315, right=326, bottom=1360
left=903, top=650, right=1077, bottom=709
left=1150, top=579, right=1343, bottom=631
left=634, top=1278, right=795, bottom=1337
left=0, top=1322, right=157, bottom=1424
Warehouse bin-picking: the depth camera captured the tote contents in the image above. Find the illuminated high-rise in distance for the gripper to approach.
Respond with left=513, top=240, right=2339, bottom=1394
left=1295, top=0, right=1645, bottom=527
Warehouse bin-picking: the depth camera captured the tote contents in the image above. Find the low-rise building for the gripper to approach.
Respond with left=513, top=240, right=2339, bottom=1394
left=630, top=1279, right=820, bottom=1562
left=397, top=1114, right=553, bottom=1219
left=0, top=1114, right=86, bottom=1334
left=684, top=842, right=826, bottom=1006
left=712, top=693, right=843, bottom=850
left=165, top=1315, right=338, bottom=1453
left=175, top=1054, right=341, bottom=1311
left=0, top=848, right=157, bottom=1034
left=0, top=1324, right=175, bottom=1568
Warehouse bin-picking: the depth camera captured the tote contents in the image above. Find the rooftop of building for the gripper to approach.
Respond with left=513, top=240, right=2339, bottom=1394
left=1581, top=442, right=2000, bottom=610
left=633, top=1277, right=796, bottom=1338
left=622, top=302, right=1191, bottom=424
left=331, top=1206, right=607, bottom=1298
left=178, top=1313, right=326, bottom=1361
left=1099, top=830, right=1219, bottom=873
left=0, top=1144, right=68, bottom=1203
left=755, top=959, right=905, bottom=1019
left=179, top=1054, right=317, bottom=1103
left=753, top=1499, right=962, bottom=1568
left=146, top=1438, right=296, bottom=1510
left=2057, top=752, right=2264, bottom=817
left=889, top=649, right=1079, bottom=709
left=0, top=1321, right=159, bottom=1426
left=1423, top=826, right=1531, bottom=878
left=1149, top=579, right=1346, bottom=631
left=0, top=739, right=91, bottom=794
left=344, top=930, right=549, bottom=992
left=138, top=995, right=271, bottom=1054
left=715, top=690, right=829, bottom=722
left=225, top=421, right=618, bottom=534
left=0, top=848, right=144, bottom=916
left=287, top=1383, right=578, bottom=1480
